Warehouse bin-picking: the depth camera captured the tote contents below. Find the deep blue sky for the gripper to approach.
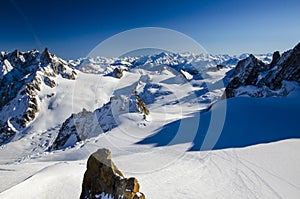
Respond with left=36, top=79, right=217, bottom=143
left=1, top=0, right=299, bottom=59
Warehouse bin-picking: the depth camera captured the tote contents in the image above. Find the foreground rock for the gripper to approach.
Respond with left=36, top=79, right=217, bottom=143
left=80, top=148, right=145, bottom=199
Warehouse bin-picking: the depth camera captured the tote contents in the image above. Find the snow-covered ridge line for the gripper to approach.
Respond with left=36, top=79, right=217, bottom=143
left=68, top=52, right=272, bottom=75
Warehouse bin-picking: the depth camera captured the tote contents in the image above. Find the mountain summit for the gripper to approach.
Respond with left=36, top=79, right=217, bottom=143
left=223, top=43, right=300, bottom=98
left=0, top=48, right=77, bottom=144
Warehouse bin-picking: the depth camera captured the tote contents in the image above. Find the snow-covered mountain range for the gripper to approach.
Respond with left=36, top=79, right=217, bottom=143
left=1, top=49, right=270, bottom=146
left=0, top=43, right=299, bottom=199
left=69, top=52, right=272, bottom=75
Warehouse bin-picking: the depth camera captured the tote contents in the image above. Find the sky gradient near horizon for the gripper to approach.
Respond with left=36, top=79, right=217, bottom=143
left=1, top=0, right=300, bottom=59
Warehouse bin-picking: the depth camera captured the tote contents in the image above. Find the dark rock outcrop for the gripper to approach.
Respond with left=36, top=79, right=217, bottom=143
left=44, top=76, right=56, bottom=88
left=222, top=54, right=266, bottom=98
left=216, top=64, right=224, bottom=70
left=0, top=121, right=16, bottom=143
left=80, top=148, right=145, bottom=199
left=260, top=43, right=300, bottom=90
left=136, top=95, right=149, bottom=116
left=49, top=113, right=81, bottom=150
left=113, top=68, right=123, bottom=79
left=269, top=51, right=280, bottom=68
left=223, top=43, right=300, bottom=99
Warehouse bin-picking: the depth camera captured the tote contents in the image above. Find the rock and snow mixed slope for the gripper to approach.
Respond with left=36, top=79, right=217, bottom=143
left=223, top=43, right=300, bottom=98
left=0, top=46, right=299, bottom=199
left=0, top=48, right=77, bottom=145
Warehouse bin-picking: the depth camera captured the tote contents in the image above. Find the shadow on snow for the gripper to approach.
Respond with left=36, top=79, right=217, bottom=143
left=136, top=95, right=300, bottom=151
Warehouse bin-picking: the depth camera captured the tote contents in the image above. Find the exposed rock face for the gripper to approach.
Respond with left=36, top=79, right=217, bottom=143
left=113, top=68, right=123, bottom=79
left=136, top=95, right=149, bottom=116
left=50, top=95, right=142, bottom=150
left=49, top=108, right=102, bottom=150
left=0, top=48, right=77, bottom=145
left=50, top=91, right=152, bottom=150
left=270, top=51, right=280, bottom=68
left=216, top=64, right=224, bottom=70
left=40, top=48, right=77, bottom=79
left=44, top=76, right=56, bottom=88
left=222, top=54, right=266, bottom=98
left=261, top=44, right=300, bottom=90
left=0, top=121, right=16, bottom=143
left=223, top=43, right=300, bottom=98
left=80, top=148, right=145, bottom=199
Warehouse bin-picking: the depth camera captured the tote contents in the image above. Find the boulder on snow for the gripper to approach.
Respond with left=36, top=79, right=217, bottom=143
left=216, top=64, right=224, bottom=70
left=80, top=148, right=145, bottom=199
left=113, top=68, right=123, bottom=79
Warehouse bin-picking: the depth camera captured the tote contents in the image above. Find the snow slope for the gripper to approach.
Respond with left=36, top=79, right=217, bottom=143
left=1, top=86, right=299, bottom=199
left=0, top=51, right=299, bottom=199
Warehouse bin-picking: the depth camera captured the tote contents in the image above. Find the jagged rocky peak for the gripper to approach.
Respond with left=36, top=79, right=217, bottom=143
left=11, top=49, right=20, bottom=60
left=230, top=54, right=266, bottom=80
left=40, top=47, right=52, bottom=64
left=0, top=48, right=77, bottom=145
left=269, top=51, right=280, bottom=68
left=80, top=148, right=145, bottom=199
left=223, top=54, right=265, bottom=99
left=223, top=42, right=300, bottom=99
left=39, top=47, right=77, bottom=79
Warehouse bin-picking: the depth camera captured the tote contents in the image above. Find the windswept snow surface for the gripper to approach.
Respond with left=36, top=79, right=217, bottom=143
left=0, top=55, right=299, bottom=199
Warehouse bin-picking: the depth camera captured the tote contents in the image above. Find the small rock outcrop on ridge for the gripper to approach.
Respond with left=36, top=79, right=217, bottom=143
left=113, top=68, right=123, bottom=79
left=80, top=148, right=145, bottom=199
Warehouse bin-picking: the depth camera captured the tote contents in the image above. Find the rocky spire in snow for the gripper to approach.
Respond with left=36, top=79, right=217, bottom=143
left=80, top=148, right=145, bottom=199
left=40, top=47, right=52, bottom=65
left=269, top=51, right=280, bottom=68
